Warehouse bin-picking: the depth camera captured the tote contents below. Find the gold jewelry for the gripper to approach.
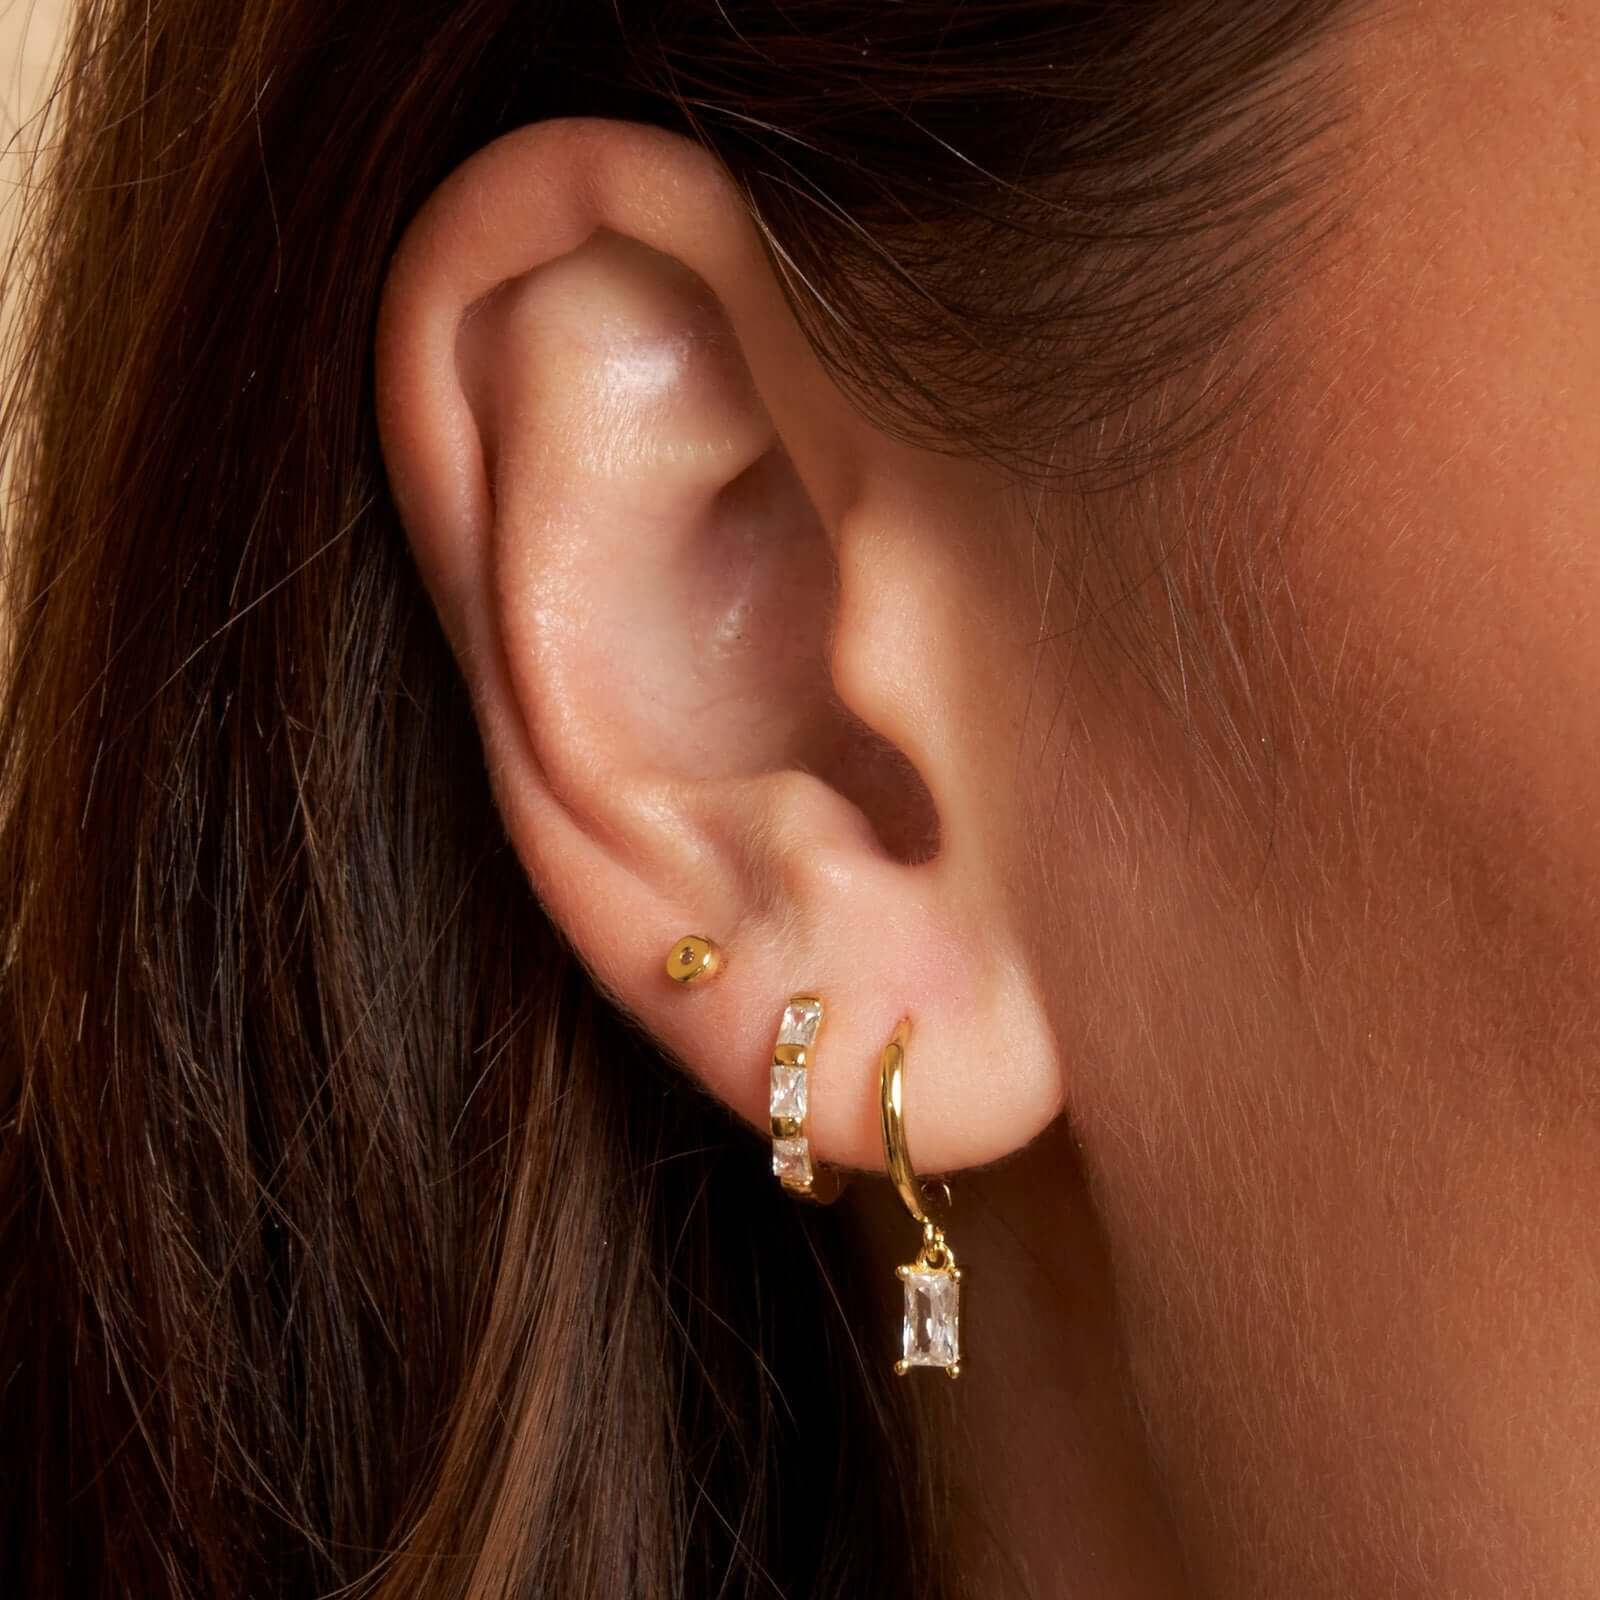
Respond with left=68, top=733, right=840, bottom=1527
left=665, top=933, right=721, bottom=985
left=880, top=1018, right=962, bottom=1377
left=769, top=994, right=825, bottom=1196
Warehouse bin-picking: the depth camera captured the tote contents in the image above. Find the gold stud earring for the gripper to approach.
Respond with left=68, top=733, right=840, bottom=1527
left=769, top=994, right=824, bottom=1195
left=665, top=933, right=722, bottom=986
left=880, top=1018, right=962, bottom=1378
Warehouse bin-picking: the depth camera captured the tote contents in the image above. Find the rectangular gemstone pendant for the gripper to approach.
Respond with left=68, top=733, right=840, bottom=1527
left=897, top=1265, right=961, bottom=1374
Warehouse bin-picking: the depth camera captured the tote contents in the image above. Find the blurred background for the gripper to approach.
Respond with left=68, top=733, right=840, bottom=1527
left=3, top=0, right=69, bottom=345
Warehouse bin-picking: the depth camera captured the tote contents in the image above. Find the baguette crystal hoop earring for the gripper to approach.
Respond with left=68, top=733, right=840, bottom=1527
left=880, top=1018, right=963, bottom=1377
left=769, top=994, right=825, bottom=1196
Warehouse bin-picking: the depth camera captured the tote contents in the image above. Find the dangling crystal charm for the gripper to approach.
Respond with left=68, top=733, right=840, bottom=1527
left=894, top=1223, right=962, bottom=1377
left=899, top=1265, right=961, bottom=1371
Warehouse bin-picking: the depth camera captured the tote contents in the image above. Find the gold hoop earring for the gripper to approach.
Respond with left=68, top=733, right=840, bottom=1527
left=769, top=995, right=825, bottom=1195
left=880, top=1018, right=962, bottom=1377
left=665, top=933, right=721, bottom=985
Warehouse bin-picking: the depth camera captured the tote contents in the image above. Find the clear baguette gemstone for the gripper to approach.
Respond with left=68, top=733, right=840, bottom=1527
left=772, top=1136, right=813, bottom=1187
left=901, top=1268, right=960, bottom=1368
left=776, top=997, right=823, bottom=1048
left=769, top=1063, right=807, bottom=1122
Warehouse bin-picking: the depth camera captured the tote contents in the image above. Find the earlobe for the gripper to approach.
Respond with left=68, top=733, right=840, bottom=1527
left=374, top=116, right=1065, bottom=1179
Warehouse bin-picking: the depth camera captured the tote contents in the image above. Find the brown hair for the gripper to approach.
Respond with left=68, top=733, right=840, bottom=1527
left=0, top=2, right=1360, bottom=1594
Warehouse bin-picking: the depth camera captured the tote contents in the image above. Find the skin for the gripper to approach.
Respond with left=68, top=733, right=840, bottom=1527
left=376, top=0, right=1600, bottom=1592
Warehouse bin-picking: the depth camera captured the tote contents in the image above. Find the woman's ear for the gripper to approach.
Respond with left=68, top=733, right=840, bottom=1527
left=374, top=117, right=1062, bottom=1174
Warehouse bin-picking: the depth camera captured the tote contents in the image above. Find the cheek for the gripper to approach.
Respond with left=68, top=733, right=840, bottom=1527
left=1283, top=0, right=1600, bottom=948
left=1052, top=8, right=1600, bottom=1586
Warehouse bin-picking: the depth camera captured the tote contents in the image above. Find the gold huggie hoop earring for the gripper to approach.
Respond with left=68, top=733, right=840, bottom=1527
left=768, top=994, right=843, bottom=1201
left=880, top=1018, right=962, bottom=1377
left=665, top=934, right=722, bottom=985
